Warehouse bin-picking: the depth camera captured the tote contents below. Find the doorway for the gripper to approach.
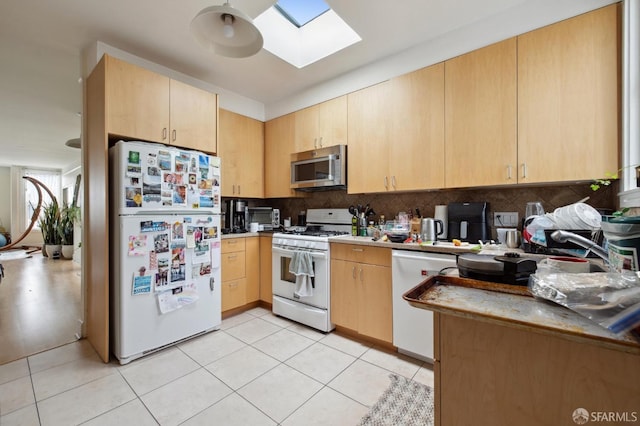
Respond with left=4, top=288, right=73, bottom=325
left=0, top=252, right=82, bottom=364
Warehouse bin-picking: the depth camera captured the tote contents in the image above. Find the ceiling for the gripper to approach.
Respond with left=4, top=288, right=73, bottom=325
left=0, top=0, right=617, bottom=170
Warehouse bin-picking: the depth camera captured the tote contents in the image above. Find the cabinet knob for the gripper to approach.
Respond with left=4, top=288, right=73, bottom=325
left=172, top=129, right=177, bottom=142
left=162, top=128, right=167, bottom=140
left=352, top=266, right=356, bottom=279
left=351, top=248, right=364, bottom=252
left=507, top=165, right=512, bottom=180
left=391, top=175, right=397, bottom=189
left=521, top=163, right=527, bottom=179
left=384, top=176, right=388, bottom=189
left=319, top=136, right=323, bottom=147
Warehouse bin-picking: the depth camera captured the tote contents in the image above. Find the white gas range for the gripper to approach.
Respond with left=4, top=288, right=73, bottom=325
left=271, top=208, right=352, bottom=332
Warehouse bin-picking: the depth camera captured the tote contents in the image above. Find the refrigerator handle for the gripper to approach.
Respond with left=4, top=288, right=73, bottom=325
left=209, top=276, right=215, bottom=291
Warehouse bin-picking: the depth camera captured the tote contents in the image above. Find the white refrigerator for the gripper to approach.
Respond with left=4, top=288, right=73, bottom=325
left=109, top=140, right=222, bottom=364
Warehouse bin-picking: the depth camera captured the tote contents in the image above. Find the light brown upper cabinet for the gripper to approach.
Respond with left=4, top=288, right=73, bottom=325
left=218, top=109, right=264, bottom=198
left=388, top=63, right=445, bottom=191
left=347, top=81, right=392, bottom=193
left=294, top=96, right=348, bottom=152
left=264, top=113, right=302, bottom=198
left=348, top=63, right=445, bottom=194
left=517, top=4, right=619, bottom=183
left=105, top=55, right=218, bottom=153
left=169, top=79, right=218, bottom=153
left=444, top=38, right=518, bottom=188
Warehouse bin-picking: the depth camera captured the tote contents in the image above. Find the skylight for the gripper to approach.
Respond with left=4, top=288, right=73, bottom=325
left=254, top=1, right=361, bottom=69
left=275, top=0, right=330, bottom=28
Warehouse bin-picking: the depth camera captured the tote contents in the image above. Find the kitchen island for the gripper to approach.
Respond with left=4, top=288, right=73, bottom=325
left=406, top=276, right=640, bottom=426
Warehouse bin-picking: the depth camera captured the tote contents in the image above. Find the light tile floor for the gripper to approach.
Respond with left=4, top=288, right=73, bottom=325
left=0, top=307, right=434, bottom=425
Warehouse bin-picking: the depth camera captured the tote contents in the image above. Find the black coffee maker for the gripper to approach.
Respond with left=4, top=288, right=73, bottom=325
left=224, top=199, right=247, bottom=233
left=447, top=202, right=490, bottom=242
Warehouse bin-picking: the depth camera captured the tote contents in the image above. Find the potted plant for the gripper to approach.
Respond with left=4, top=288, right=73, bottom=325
left=39, top=201, right=62, bottom=258
left=58, top=202, right=80, bottom=259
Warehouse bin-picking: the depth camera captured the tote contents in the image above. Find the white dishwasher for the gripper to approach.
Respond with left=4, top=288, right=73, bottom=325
left=392, top=250, right=457, bottom=362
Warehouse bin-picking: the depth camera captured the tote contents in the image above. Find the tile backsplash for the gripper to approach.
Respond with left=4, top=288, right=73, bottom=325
left=263, top=182, right=618, bottom=237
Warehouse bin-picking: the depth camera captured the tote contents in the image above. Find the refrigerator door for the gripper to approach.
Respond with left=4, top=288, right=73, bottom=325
left=112, top=213, right=221, bottom=364
left=110, top=140, right=221, bottom=215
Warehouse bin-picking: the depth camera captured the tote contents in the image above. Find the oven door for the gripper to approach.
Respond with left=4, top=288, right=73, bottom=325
left=272, top=245, right=329, bottom=309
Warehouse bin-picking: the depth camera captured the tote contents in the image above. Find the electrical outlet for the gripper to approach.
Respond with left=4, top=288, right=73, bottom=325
left=494, top=212, right=519, bottom=227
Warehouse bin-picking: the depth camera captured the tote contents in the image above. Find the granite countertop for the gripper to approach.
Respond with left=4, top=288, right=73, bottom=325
left=221, top=232, right=260, bottom=239
left=330, top=235, right=485, bottom=255
left=405, top=275, right=640, bottom=355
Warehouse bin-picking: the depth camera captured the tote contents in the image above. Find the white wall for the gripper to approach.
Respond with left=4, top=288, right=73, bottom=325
left=0, top=166, right=10, bottom=237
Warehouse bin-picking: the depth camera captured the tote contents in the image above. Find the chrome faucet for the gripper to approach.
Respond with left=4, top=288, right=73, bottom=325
left=550, top=230, right=610, bottom=264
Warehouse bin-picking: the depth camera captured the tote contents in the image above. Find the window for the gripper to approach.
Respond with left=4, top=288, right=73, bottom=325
left=24, top=169, right=61, bottom=230
left=275, top=0, right=330, bottom=27
left=254, top=0, right=361, bottom=69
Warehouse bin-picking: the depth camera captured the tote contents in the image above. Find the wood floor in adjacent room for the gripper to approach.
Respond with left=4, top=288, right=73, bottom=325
left=0, top=252, right=81, bottom=365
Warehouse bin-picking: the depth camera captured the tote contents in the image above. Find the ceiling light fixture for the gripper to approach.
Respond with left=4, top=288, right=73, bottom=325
left=65, top=138, right=81, bottom=149
left=190, top=2, right=263, bottom=58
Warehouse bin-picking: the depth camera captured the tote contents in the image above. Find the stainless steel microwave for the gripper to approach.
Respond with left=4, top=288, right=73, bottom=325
left=290, top=145, right=347, bottom=191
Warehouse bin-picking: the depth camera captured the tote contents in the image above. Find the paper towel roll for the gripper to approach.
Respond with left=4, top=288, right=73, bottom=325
left=434, top=205, right=448, bottom=239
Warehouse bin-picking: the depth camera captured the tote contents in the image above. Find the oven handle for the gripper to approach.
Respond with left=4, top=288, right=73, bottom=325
left=272, top=246, right=328, bottom=260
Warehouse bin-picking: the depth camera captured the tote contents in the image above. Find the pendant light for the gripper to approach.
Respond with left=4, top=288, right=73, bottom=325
left=190, top=2, right=263, bottom=58
left=65, top=137, right=81, bottom=149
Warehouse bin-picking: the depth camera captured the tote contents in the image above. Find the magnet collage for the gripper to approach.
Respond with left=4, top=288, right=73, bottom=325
left=124, top=148, right=220, bottom=209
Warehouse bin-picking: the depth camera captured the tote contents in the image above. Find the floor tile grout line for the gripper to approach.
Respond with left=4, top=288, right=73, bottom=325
left=27, top=356, right=43, bottom=426
left=2, top=310, right=434, bottom=425
left=31, top=368, right=121, bottom=406
left=113, top=362, right=162, bottom=424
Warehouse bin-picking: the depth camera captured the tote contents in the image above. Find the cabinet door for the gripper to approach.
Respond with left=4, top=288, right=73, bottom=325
left=105, top=55, right=170, bottom=143
left=445, top=38, right=517, bottom=188
left=245, top=237, right=260, bottom=303
left=347, top=81, right=391, bottom=193
left=222, top=278, right=246, bottom=312
left=294, top=104, right=320, bottom=152
left=218, top=109, right=264, bottom=198
left=389, top=63, right=445, bottom=191
left=169, top=79, right=218, bottom=154
left=265, top=113, right=301, bottom=198
left=330, top=259, right=359, bottom=330
left=221, top=237, right=245, bottom=253
left=317, top=96, right=347, bottom=149
left=221, top=250, right=246, bottom=282
left=294, top=96, right=347, bottom=152
left=517, top=4, right=619, bottom=183
left=358, top=264, right=392, bottom=343
left=259, top=235, right=273, bottom=303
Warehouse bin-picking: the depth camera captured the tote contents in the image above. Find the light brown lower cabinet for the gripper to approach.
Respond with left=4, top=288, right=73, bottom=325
left=330, top=244, right=392, bottom=343
left=221, top=237, right=259, bottom=312
left=434, top=313, right=640, bottom=426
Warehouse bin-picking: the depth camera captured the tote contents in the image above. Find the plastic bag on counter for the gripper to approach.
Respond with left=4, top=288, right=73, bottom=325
left=528, top=271, right=640, bottom=334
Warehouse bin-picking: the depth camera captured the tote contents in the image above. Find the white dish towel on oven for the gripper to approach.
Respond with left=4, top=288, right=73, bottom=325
left=289, top=250, right=314, bottom=297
